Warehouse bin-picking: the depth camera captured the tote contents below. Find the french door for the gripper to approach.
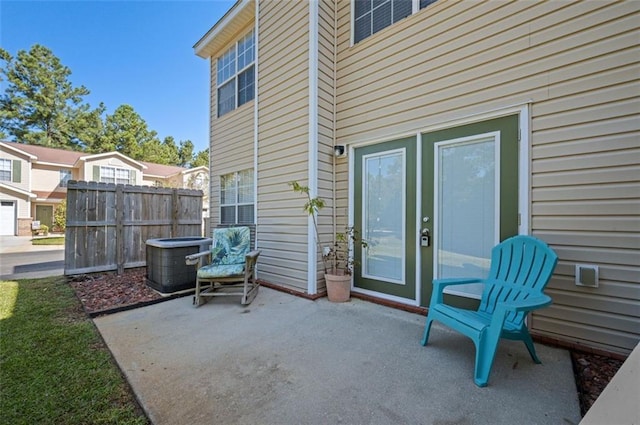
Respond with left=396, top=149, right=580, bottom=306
left=353, top=115, right=519, bottom=306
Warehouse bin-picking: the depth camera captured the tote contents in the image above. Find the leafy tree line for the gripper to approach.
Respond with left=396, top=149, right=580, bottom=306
left=0, top=44, right=208, bottom=168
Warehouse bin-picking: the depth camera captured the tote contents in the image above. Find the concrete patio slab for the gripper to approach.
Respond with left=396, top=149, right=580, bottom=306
left=94, top=287, right=581, bottom=425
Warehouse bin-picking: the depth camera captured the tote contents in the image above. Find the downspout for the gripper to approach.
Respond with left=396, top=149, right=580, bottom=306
left=332, top=0, right=338, bottom=248
left=308, top=0, right=319, bottom=295
left=254, top=0, right=259, bottom=250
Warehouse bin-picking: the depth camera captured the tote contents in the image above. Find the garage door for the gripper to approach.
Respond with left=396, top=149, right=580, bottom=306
left=0, top=201, right=16, bottom=235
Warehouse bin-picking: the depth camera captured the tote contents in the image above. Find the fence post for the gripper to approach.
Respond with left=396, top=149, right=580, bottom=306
left=172, top=188, right=179, bottom=238
left=116, top=185, right=125, bottom=275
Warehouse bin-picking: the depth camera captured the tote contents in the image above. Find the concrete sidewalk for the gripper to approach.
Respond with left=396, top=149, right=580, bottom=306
left=0, top=235, right=65, bottom=280
left=0, top=235, right=65, bottom=254
left=94, top=287, right=581, bottom=425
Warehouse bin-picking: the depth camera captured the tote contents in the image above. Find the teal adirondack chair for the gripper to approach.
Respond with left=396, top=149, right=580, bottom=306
left=186, top=226, right=260, bottom=306
left=421, top=235, right=558, bottom=387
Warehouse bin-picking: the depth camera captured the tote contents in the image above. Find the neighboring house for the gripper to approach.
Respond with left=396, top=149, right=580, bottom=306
left=0, top=142, right=209, bottom=236
left=194, top=0, right=639, bottom=356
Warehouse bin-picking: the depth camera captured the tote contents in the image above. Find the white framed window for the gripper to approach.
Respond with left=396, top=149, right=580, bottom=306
left=100, top=166, right=130, bottom=185
left=220, top=169, right=254, bottom=224
left=353, top=0, right=438, bottom=44
left=217, top=29, right=255, bottom=117
left=0, top=159, right=11, bottom=181
left=59, top=169, right=72, bottom=187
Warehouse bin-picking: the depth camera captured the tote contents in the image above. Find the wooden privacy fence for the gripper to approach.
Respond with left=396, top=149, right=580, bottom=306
left=64, top=181, right=203, bottom=275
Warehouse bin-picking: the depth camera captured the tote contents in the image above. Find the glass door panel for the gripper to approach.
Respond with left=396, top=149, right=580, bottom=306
left=436, top=136, right=497, bottom=279
left=435, top=135, right=499, bottom=298
left=362, top=150, right=405, bottom=283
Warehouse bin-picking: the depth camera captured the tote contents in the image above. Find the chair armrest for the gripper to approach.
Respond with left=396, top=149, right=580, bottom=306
left=433, top=277, right=483, bottom=288
left=498, top=295, right=553, bottom=313
left=185, top=250, right=210, bottom=266
left=431, top=278, right=483, bottom=305
left=246, top=250, right=261, bottom=261
left=490, top=295, right=553, bottom=330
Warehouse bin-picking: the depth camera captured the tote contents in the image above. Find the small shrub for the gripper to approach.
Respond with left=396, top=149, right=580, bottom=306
left=53, top=201, right=67, bottom=232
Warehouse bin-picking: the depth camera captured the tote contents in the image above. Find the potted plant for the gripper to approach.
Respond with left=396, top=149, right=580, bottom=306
left=289, top=181, right=367, bottom=302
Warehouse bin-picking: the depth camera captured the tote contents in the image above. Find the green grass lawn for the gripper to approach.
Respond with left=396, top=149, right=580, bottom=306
left=31, top=236, right=65, bottom=246
left=0, top=277, right=148, bottom=425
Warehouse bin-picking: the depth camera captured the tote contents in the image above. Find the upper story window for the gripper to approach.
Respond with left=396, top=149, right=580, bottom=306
left=220, top=169, right=254, bottom=224
left=100, top=166, right=130, bottom=185
left=217, top=29, right=255, bottom=117
left=354, top=0, right=438, bottom=44
left=59, top=169, right=72, bottom=187
left=0, top=159, right=11, bottom=181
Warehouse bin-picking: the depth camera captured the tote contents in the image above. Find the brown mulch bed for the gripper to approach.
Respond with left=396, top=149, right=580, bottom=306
left=68, top=268, right=165, bottom=315
left=570, top=351, right=624, bottom=416
left=68, top=268, right=624, bottom=418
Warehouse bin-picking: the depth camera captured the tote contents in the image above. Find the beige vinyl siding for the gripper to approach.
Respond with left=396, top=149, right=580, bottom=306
left=257, top=0, right=311, bottom=291
left=315, top=0, right=338, bottom=289
left=335, top=0, right=639, bottom=354
left=206, top=16, right=255, bottom=230
left=31, top=165, right=67, bottom=194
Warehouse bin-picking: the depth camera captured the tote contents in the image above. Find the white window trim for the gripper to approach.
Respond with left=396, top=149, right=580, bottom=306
left=100, top=166, right=130, bottom=185
left=216, top=29, right=255, bottom=117
left=0, top=158, right=12, bottom=182
left=220, top=169, right=255, bottom=225
left=351, top=0, right=423, bottom=46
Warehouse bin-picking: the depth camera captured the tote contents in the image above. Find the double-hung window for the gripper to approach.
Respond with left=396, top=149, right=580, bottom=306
left=100, top=166, right=130, bottom=185
left=217, top=29, right=255, bottom=117
left=0, top=159, right=11, bottom=181
left=353, top=0, right=438, bottom=44
left=220, top=169, right=254, bottom=224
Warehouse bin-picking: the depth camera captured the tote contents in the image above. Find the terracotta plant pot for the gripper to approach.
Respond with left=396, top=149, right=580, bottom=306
left=325, top=272, right=351, bottom=302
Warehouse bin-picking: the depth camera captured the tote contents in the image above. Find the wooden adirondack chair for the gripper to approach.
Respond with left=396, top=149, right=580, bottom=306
left=421, top=235, right=558, bottom=387
left=186, top=226, right=260, bottom=306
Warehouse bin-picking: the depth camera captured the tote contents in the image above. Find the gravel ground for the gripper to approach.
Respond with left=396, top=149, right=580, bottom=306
left=68, top=268, right=624, bottom=418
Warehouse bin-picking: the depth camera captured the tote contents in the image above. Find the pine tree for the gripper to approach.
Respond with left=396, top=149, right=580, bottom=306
left=0, top=45, right=102, bottom=150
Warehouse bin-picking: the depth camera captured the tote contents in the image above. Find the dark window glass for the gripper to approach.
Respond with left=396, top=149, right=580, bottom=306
left=237, top=205, right=254, bottom=224
left=372, top=1, right=392, bottom=34
left=393, top=0, right=413, bottom=21
left=420, top=0, right=438, bottom=9
left=217, top=80, right=235, bottom=117
left=221, top=206, right=236, bottom=224
left=354, top=0, right=416, bottom=44
left=354, top=14, right=371, bottom=43
left=354, top=0, right=371, bottom=18
left=238, top=65, right=255, bottom=107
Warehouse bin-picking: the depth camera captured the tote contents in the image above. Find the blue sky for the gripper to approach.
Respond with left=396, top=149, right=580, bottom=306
left=0, top=0, right=236, bottom=153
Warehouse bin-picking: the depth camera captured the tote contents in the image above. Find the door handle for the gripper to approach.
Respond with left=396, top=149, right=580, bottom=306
left=420, top=228, right=430, bottom=247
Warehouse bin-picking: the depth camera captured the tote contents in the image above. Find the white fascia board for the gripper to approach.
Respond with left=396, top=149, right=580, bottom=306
left=75, top=151, right=148, bottom=170
left=34, top=161, right=74, bottom=168
left=0, top=142, right=37, bottom=160
left=194, top=0, right=252, bottom=58
left=0, top=182, right=37, bottom=198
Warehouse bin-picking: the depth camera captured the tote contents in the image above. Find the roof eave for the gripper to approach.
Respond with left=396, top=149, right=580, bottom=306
left=0, top=142, right=38, bottom=160
left=193, top=0, right=254, bottom=59
left=74, top=152, right=149, bottom=170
